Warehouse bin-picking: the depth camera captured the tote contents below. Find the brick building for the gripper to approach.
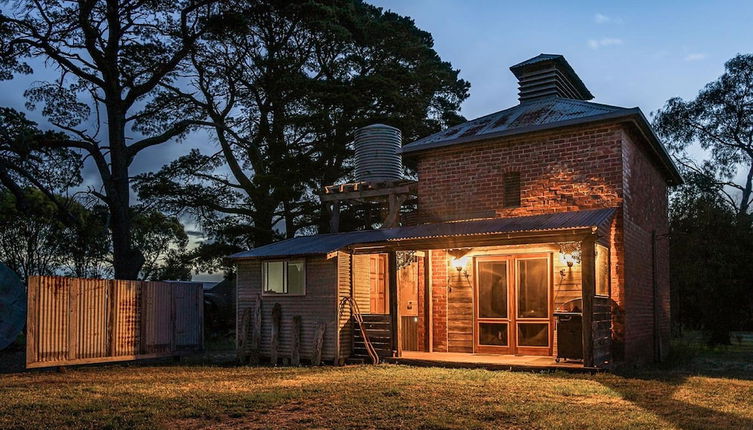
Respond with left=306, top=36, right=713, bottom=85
left=230, top=54, right=682, bottom=369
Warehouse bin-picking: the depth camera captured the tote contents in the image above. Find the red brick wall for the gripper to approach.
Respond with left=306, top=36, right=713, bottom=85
left=621, top=129, right=671, bottom=363
left=416, top=125, right=624, bottom=222
left=413, top=122, right=672, bottom=363
left=431, top=249, right=448, bottom=352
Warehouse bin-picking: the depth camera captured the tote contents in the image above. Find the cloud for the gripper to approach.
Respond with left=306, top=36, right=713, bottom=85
left=588, top=38, right=623, bottom=49
left=684, top=53, right=706, bottom=62
left=594, top=13, right=611, bottom=24
left=594, top=13, right=622, bottom=24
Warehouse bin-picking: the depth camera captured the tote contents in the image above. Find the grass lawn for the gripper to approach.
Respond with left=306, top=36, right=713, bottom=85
left=1, top=336, right=752, bottom=430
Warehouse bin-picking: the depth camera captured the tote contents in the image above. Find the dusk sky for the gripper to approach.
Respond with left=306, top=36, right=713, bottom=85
left=2, top=1, right=751, bottom=281
left=369, top=0, right=753, bottom=121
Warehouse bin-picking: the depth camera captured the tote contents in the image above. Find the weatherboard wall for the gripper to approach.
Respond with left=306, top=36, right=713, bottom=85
left=235, top=257, right=339, bottom=362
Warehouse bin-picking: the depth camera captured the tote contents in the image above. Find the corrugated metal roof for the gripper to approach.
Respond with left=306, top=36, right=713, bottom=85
left=228, top=208, right=616, bottom=260
left=384, top=208, right=615, bottom=241
left=400, top=97, right=629, bottom=154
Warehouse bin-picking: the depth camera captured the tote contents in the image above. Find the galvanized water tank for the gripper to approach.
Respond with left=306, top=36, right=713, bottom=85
left=354, top=124, right=403, bottom=183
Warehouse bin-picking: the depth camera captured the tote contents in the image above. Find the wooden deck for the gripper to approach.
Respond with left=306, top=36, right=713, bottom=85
left=386, top=351, right=594, bottom=372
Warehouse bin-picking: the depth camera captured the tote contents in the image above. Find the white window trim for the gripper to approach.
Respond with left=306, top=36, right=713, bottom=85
left=261, top=258, right=306, bottom=296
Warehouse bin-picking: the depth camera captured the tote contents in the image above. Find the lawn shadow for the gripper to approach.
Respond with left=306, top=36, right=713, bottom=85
left=572, top=362, right=753, bottom=430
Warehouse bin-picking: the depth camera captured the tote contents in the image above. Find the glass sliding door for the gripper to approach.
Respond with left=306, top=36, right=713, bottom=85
left=515, top=256, right=552, bottom=355
left=474, top=254, right=552, bottom=356
left=474, top=257, right=512, bottom=354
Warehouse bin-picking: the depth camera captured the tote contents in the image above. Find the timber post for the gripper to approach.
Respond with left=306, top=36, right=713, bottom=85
left=312, top=321, right=326, bottom=365
left=291, top=315, right=301, bottom=366
left=388, top=250, right=399, bottom=356
left=581, top=234, right=596, bottom=368
left=237, top=307, right=252, bottom=363
left=271, top=303, right=281, bottom=366
left=250, top=294, right=262, bottom=364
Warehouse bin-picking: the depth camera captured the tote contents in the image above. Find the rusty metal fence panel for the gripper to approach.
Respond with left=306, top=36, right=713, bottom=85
left=26, top=276, right=203, bottom=368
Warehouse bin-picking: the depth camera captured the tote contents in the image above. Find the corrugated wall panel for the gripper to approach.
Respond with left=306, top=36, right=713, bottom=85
left=37, top=276, right=70, bottom=363
left=337, top=252, right=352, bottom=360
left=113, top=280, right=140, bottom=357
left=76, top=278, right=108, bottom=359
left=26, top=277, right=203, bottom=368
left=176, top=284, right=203, bottom=348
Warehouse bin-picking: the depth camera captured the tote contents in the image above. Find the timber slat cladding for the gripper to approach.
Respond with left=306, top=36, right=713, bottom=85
left=26, top=276, right=203, bottom=368
left=236, top=257, right=339, bottom=362
left=592, top=296, right=612, bottom=367
left=351, top=313, right=393, bottom=359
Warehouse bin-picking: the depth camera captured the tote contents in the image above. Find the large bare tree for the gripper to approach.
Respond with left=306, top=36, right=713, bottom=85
left=0, top=0, right=217, bottom=279
left=134, top=0, right=470, bottom=272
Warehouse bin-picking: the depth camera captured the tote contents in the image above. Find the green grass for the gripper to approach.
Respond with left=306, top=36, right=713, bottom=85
left=2, top=336, right=752, bottom=430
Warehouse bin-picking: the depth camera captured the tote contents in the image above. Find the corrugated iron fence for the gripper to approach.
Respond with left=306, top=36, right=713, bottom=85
left=26, top=276, right=203, bottom=368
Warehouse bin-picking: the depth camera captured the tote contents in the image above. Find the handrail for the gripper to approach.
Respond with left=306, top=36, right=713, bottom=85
left=339, top=296, right=380, bottom=365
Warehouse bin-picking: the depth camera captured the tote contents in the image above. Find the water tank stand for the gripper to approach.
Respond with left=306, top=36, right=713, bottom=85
left=321, top=180, right=418, bottom=232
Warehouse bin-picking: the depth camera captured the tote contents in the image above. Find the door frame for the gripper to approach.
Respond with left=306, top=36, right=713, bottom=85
left=473, top=253, right=554, bottom=356
left=473, top=255, right=514, bottom=354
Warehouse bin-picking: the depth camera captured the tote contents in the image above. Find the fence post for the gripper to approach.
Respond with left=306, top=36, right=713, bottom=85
left=26, top=277, right=39, bottom=367
left=270, top=303, right=281, bottom=365
left=237, top=307, right=252, bottom=364
left=291, top=316, right=301, bottom=366
left=312, top=321, right=326, bottom=365
left=67, top=278, right=79, bottom=361
left=250, top=294, right=262, bottom=364
left=139, top=281, right=148, bottom=355
left=170, top=283, right=176, bottom=355
left=108, top=280, right=118, bottom=357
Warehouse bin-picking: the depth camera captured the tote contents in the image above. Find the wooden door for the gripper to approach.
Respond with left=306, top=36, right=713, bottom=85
left=474, top=257, right=513, bottom=354
left=474, top=254, right=553, bottom=355
left=369, top=254, right=387, bottom=314
left=513, top=255, right=553, bottom=356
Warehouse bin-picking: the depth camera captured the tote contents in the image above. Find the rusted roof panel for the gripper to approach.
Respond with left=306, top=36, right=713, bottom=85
left=401, top=97, right=629, bottom=154
left=228, top=208, right=616, bottom=259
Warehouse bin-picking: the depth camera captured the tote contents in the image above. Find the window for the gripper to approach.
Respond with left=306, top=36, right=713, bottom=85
left=263, top=259, right=305, bottom=295
left=503, top=172, right=521, bottom=208
left=595, top=245, right=610, bottom=296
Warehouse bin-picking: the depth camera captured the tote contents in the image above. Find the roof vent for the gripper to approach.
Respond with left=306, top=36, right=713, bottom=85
left=509, top=54, right=593, bottom=103
left=353, top=124, right=403, bottom=183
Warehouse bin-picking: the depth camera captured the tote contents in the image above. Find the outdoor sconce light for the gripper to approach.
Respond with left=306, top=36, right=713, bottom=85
left=558, top=242, right=582, bottom=279
left=448, top=248, right=471, bottom=279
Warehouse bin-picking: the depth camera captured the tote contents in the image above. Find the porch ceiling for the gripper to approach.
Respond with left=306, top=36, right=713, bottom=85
left=228, top=208, right=616, bottom=260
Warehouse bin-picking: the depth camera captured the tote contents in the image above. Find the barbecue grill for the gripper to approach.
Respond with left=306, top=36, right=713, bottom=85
left=554, top=298, right=583, bottom=362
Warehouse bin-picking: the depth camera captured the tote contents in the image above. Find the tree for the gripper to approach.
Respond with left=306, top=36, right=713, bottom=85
left=654, top=54, right=753, bottom=218
left=0, top=107, right=81, bottom=216
left=0, top=0, right=219, bottom=279
left=655, top=54, right=753, bottom=343
left=131, top=208, right=191, bottom=281
left=0, top=188, right=66, bottom=280
left=58, top=202, right=111, bottom=279
left=0, top=189, right=110, bottom=281
left=669, top=180, right=753, bottom=344
left=135, top=0, right=469, bottom=270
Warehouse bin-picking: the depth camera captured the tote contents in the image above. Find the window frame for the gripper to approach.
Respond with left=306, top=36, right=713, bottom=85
left=261, top=258, right=306, bottom=296
left=503, top=171, right=521, bottom=208
left=594, top=244, right=610, bottom=298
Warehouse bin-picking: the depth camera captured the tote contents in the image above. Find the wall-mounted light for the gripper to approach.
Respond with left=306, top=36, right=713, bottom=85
left=558, top=242, right=582, bottom=280
left=448, top=248, right=471, bottom=279
left=558, top=242, right=582, bottom=268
